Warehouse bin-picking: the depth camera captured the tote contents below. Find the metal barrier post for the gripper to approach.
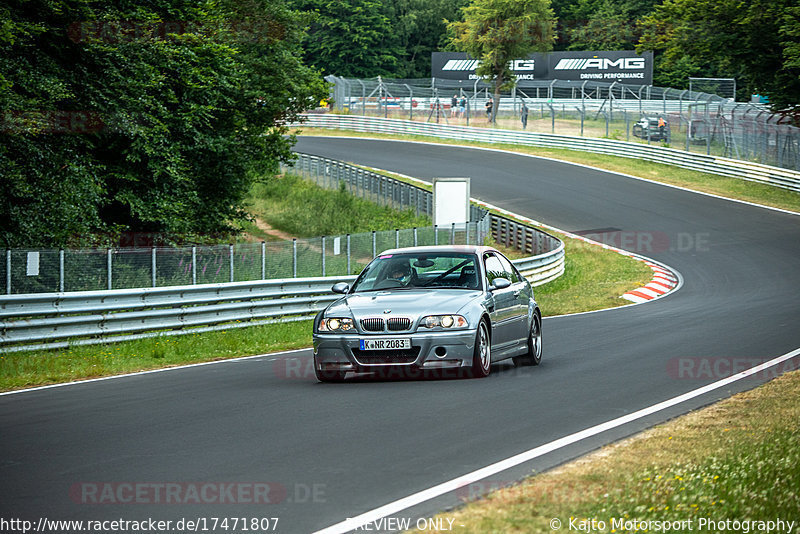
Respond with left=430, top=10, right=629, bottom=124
left=293, top=239, right=297, bottom=277
left=229, top=244, right=234, bottom=283
left=107, top=248, right=112, bottom=290
left=59, top=250, right=65, bottom=292
left=261, top=241, right=266, bottom=280
left=5, top=250, right=10, bottom=294
left=192, top=246, right=197, bottom=284
left=151, top=247, right=156, bottom=287
left=372, top=231, right=376, bottom=258
left=322, top=237, right=326, bottom=276
left=346, top=234, right=351, bottom=274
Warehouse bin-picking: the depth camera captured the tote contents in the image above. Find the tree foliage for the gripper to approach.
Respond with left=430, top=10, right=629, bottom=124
left=290, top=0, right=401, bottom=78
left=637, top=0, right=800, bottom=111
left=0, top=0, right=326, bottom=248
left=448, top=0, right=556, bottom=123
left=291, top=0, right=470, bottom=79
left=385, top=0, right=470, bottom=79
left=558, top=0, right=658, bottom=50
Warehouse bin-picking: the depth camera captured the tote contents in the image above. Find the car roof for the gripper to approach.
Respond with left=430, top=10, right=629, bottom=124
left=375, top=245, right=499, bottom=256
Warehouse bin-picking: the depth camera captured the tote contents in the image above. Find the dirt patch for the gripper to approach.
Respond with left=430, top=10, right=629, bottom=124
left=253, top=218, right=296, bottom=241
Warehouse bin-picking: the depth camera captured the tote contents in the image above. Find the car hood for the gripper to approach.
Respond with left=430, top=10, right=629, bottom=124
left=326, top=289, right=482, bottom=319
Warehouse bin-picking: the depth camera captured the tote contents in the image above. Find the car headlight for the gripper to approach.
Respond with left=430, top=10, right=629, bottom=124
left=421, top=315, right=468, bottom=329
left=319, top=317, right=355, bottom=332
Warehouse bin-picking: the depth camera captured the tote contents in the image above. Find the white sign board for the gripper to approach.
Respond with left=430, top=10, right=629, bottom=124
left=26, top=252, right=40, bottom=276
left=433, top=178, right=470, bottom=227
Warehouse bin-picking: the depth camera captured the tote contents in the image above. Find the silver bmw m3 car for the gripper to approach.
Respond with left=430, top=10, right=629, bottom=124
left=312, top=245, right=542, bottom=382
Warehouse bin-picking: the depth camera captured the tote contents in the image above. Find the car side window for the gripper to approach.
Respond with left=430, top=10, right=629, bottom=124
left=496, top=254, right=520, bottom=283
left=484, top=254, right=508, bottom=286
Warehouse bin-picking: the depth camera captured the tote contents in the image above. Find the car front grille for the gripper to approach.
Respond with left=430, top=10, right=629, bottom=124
left=360, top=318, right=385, bottom=332
left=387, top=317, right=411, bottom=331
left=359, top=317, right=412, bottom=332
left=352, top=347, right=420, bottom=365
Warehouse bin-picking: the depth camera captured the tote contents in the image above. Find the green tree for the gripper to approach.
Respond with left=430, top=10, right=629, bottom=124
left=448, top=0, right=556, bottom=124
left=291, top=0, right=401, bottom=78
left=638, top=0, right=800, bottom=112
left=565, top=0, right=659, bottom=50
left=385, top=0, right=470, bottom=79
left=0, top=0, right=326, bottom=248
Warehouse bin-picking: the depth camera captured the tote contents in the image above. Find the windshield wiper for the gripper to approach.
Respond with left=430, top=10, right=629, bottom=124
left=420, top=260, right=473, bottom=287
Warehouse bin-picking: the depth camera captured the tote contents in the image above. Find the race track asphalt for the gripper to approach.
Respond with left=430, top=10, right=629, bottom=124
left=1, top=136, right=799, bottom=533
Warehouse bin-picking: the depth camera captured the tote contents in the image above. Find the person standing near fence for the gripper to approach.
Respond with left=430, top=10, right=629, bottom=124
left=520, top=102, right=529, bottom=129
left=451, top=94, right=458, bottom=118
left=459, top=96, right=466, bottom=118
left=485, top=99, right=493, bottom=121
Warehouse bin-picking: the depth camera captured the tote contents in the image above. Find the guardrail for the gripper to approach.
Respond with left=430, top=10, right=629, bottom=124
left=0, top=248, right=562, bottom=353
left=297, top=114, right=800, bottom=193
left=1, top=224, right=563, bottom=354
left=492, top=215, right=565, bottom=286
left=0, top=277, right=355, bottom=352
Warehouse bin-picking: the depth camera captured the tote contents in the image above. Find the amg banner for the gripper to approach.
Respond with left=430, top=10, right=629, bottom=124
left=432, top=50, right=653, bottom=84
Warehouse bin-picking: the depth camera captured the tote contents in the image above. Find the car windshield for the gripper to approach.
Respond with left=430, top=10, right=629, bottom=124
left=350, top=253, right=481, bottom=292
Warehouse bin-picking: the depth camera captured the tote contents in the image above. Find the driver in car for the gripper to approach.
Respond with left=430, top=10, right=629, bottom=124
left=387, top=262, right=414, bottom=286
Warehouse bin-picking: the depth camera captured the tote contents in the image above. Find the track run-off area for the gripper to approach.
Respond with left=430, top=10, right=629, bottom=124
left=1, top=136, right=799, bottom=533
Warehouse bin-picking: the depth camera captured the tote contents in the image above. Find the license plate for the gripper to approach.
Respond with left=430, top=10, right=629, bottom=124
left=359, top=338, right=411, bottom=351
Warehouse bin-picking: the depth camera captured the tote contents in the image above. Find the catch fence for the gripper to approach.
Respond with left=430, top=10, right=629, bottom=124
left=323, top=76, right=799, bottom=171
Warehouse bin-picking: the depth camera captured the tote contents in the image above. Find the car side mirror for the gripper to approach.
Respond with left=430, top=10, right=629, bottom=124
left=489, top=277, right=511, bottom=291
left=331, top=282, right=350, bottom=294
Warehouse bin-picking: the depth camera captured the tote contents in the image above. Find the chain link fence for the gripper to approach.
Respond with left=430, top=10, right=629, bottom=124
left=323, top=76, right=799, bottom=171
left=2, top=227, right=492, bottom=295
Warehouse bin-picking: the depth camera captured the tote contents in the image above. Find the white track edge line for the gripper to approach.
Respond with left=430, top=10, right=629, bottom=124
left=313, top=346, right=800, bottom=534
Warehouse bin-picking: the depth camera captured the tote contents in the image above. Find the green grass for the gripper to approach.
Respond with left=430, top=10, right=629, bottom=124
left=0, top=321, right=313, bottom=391
left=415, top=369, right=800, bottom=533
left=534, top=236, right=651, bottom=316
left=299, top=129, right=800, bottom=213
left=248, top=173, right=431, bottom=237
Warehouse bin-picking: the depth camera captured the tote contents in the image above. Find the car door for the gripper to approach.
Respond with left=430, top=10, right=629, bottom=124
left=483, top=253, right=517, bottom=348
left=496, top=253, right=530, bottom=345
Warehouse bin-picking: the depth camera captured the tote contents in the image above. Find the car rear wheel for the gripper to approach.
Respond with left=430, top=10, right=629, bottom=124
left=469, top=319, right=491, bottom=378
left=514, top=312, right=542, bottom=366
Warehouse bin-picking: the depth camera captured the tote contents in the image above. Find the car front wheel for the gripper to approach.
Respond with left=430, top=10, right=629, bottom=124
left=469, top=319, right=492, bottom=378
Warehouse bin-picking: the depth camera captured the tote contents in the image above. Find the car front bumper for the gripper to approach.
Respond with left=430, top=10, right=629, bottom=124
left=313, top=328, right=477, bottom=374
